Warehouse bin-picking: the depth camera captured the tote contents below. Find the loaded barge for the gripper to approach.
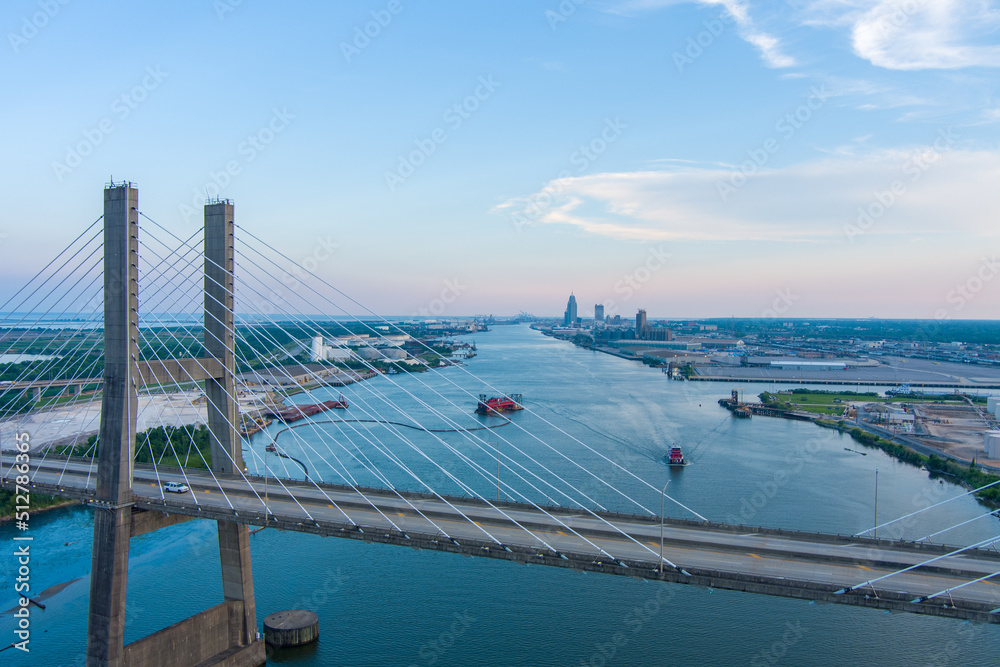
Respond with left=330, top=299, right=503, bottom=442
left=264, top=396, right=349, bottom=423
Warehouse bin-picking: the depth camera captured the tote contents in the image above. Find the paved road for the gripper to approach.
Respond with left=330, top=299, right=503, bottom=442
left=7, top=457, right=1000, bottom=617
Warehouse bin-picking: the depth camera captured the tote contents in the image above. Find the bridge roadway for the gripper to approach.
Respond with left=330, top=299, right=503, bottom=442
left=7, top=457, right=1000, bottom=624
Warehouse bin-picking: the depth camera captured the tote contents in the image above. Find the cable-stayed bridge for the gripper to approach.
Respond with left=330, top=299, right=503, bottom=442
left=2, top=182, right=1000, bottom=667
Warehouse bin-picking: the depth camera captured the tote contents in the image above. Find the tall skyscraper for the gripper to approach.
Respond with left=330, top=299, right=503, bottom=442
left=595, top=304, right=604, bottom=323
left=636, top=309, right=647, bottom=338
left=564, top=293, right=578, bottom=326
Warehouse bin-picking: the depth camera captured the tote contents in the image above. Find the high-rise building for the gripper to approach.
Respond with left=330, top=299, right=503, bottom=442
left=636, top=309, right=647, bottom=338
left=594, top=304, right=605, bottom=323
left=564, top=293, right=578, bottom=327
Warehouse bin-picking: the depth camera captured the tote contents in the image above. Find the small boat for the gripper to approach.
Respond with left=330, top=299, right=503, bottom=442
left=666, top=446, right=687, bottom=466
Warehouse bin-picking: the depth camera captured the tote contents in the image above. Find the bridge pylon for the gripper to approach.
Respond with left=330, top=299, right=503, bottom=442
left=85, top=183, right=264, bottom=667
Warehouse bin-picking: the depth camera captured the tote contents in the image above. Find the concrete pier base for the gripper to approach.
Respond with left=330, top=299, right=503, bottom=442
left=122, top=602, right=264, bottom=667
left=263, top=610, right=319, bottom=648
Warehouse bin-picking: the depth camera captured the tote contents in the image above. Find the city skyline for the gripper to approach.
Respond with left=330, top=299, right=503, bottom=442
left=2, top=1, right=999, bottom=319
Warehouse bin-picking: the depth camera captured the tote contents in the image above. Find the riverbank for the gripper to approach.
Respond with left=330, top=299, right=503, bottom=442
left=718, top=388, right=1000, bottom=504
left=693, top=374, right=1000, bottom=389
left=813, top=420, right=1000, bottom=507
left=0, top=489, right=77, bottom=521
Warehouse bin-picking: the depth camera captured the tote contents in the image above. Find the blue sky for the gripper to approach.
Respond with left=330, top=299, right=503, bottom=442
left=2, top=0, right=999, bottom=319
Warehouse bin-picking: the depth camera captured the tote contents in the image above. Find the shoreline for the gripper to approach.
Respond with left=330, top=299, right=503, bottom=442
left=691, top=375, right=1000, bottom=389
left=0, top=496, right=81, bottom=522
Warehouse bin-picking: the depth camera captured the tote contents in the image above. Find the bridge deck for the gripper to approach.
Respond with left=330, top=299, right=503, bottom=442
left=7, top=458, right=1000, bottom=624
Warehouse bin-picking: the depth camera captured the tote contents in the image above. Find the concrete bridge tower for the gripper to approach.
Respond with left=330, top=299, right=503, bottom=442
left=85, top=183, right=264, bottom=667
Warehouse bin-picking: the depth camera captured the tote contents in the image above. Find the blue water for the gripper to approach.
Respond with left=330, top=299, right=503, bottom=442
left=3, top=325, right=1000, bottom=665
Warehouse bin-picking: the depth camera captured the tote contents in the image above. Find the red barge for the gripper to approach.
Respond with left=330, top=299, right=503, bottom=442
left=475, top=393, right=523, bottom=416
left=264, top=396, right=348, bottom=423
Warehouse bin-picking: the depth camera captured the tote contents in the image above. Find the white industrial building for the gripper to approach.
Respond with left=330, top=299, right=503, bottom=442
left=309, top=336, right=352, bottom=362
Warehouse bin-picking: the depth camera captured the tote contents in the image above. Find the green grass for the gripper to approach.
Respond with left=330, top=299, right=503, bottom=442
left=56, top=425, right=214, bottom=469
left=760, top=388, right=978, bottom=417
left=0, top=489, right=72, bottom=519
left=760, top=390, right=856, bottom=416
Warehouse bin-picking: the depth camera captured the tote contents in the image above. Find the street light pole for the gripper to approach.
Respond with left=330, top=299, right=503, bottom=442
left=874, top=468, right=879, bottom=539
left=660, top=480, right=670, bottom=576
left=495, top=441, right=500, bottom=502
left=264, top=450, right=270, bottom=519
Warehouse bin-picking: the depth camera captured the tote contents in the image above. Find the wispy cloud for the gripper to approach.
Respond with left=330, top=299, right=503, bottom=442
left=497, top=147, right=1000, bottom=242
left=606, top=0, right=796, bottom=68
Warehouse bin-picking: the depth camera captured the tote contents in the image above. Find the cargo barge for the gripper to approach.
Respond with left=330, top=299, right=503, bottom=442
left=475, top=393, right=523, bottom=416
left=264, top=396, right=349, bottom=423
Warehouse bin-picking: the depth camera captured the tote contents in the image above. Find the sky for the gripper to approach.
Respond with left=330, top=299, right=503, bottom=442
left=1, top=0, right=999, bottom=320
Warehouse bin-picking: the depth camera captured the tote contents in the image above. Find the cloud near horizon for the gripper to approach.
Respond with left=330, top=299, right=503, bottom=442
left=496, top=147, right=1000, bottom=243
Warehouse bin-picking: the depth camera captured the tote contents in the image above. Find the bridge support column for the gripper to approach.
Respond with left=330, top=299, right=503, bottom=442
left=205, top=199, right=264, bottom=659
left=87, top=182, right=139, bottom=667
left=85, top=186, right=263, bottom=667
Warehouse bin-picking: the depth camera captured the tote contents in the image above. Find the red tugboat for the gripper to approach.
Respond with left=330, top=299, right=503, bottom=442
left=667, top=446, right=687, bottom=466
left=475, top=393, right=524, bottom=416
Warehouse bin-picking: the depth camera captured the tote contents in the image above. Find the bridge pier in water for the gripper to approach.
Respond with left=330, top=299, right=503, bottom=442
left=85, top=183, right=264, bottom=667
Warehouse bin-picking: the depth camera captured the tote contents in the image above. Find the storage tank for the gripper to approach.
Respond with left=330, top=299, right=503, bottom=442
left=310, top=336, right=324, bottom=362
left=988, top=396, right=999, bottom=415
left=985, top=432, right=1000, bottom=459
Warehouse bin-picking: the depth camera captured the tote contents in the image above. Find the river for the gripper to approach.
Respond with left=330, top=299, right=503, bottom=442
left=3, top=324, right=999, bottom=666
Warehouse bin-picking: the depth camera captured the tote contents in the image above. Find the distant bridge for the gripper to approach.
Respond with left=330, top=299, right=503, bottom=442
left=1, top=377, right=102, bottom=400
